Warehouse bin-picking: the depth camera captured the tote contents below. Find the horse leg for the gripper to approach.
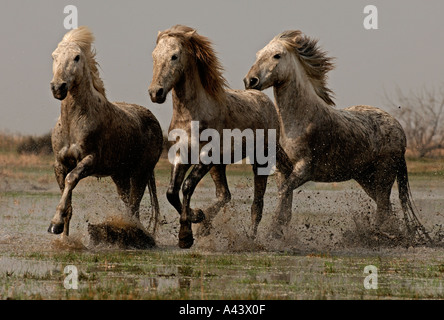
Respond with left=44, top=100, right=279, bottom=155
left=271, top=161, right=309, bottom=239
left=48, top=155, right=94, bottom=236
left=196, top=164, right=231, bottom=237
left=357, top=165, right=396, bottom=231
left=270, top=144, right=295, bottom=238
left=355, top=171, right=377, bottom=203
left=166, top=163, right=191, bottom=215
left=275, top=143, right=294, bottom=177
left=128, top=170, right=151, bottom=222
left=146, top=169, right=161, bottom=235
left=179, top=163, right=213, bottom=249
left=112, top=174, right=131, bottom=212
left=374, top=168, right=397, bottom=231
left=274, top=170, right=294, bottom=229
left=48, top=161, right=71, bottom=237
left=250, top=165, right=268, bottom=238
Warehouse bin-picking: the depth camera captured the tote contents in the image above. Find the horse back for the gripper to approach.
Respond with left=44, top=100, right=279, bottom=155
left=304, top=105, right=407, bottom=182
left=223, top=89, right=280, bottom=132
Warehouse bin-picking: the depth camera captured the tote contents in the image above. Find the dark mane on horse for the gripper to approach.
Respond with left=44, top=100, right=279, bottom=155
left=157, top=25, right=228, bottom=101
left=277, top=30, right=336, bottom=106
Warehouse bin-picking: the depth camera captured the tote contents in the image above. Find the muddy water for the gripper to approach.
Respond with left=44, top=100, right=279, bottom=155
left=1, top=171, right=444, bottom=299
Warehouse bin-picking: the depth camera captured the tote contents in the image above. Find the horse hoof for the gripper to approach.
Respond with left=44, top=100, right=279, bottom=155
left=178, top=228, right=194, bottom=249
left=178, top=236, right=194, bottom=249
left=190, top=209, right=205, bottom=223
left=48, top=222, right=64, bottom=235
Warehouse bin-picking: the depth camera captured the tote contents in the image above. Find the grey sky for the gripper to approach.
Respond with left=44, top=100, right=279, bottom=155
left=1, top=0, right=443, bottom=135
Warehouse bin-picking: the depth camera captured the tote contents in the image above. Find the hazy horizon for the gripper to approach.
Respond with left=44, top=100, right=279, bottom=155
left=1, top=0, right=443, bottom=135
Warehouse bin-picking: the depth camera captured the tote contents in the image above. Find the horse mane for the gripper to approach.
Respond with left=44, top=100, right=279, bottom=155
left=60, top=26, right=106, bottom=98
left=276, top=30, right=335, bottom=106
left=157, top=25, right=228, bottom=101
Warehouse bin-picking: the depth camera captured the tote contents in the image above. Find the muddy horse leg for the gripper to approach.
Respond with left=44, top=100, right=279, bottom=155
left=48, top=155, right=94, bottom=236
left=49, top=161, right=71, bottom=236
left=250, top=164, right=268, bottom=238
left=196, top=164, right=231, bottom=237
left=146, top=169, right=160, bottom=235
left=112, top=174, right=131, bottom=213
left=271, top=161, right=309, bottom=239
left=128, top=169, right=152, bottom=221
left=355, top=170, right=377, bottom=204
left=374, top=170, right=397, bottom=231
left=269, top=144, right=295, bottom=238
left=166, top=163, right=191, bottom=215
left=357, top=163, right=396, bottom=230
left=179, top=163, right=213, bottom=249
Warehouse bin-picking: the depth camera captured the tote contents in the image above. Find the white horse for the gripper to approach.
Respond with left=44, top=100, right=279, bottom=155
left=148, top=25, right=293, bottom=248
left=49, top=27, right=163, bottom=237
left=244, top=30, right=430, bottom=241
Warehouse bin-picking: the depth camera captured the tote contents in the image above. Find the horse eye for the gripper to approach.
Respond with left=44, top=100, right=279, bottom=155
left=171, top=54, right=178, bottom=61
left=273, top=54, right=281, bottom=60
left=74, top=55, right=80, bottom=62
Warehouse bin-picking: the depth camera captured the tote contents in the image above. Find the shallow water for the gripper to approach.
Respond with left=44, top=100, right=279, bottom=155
left=1, top=166, right=444, bottom=299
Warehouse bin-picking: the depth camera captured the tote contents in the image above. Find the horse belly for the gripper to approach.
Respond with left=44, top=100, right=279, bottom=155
left=311, top=162, right=353, bottom=182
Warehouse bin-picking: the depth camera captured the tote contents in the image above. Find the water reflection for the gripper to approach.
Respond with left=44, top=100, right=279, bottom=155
left=138, top=265, right=193, bottom=292
left=0, top=256, right=61, bottom=277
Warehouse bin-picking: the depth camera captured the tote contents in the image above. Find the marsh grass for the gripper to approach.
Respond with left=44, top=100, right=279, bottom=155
left=406, top=157, right=444, bottom=176
left=2, top=248, right=443, bottom=300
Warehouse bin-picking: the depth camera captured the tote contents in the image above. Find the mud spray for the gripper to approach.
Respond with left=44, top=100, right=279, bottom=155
left=51, top=178, right=444, bottom=253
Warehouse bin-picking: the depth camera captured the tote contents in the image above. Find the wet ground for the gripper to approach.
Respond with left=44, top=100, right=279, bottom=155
left=1, top=156, right=444, bottom=299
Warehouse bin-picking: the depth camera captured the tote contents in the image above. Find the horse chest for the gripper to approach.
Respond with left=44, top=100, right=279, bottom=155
left=57, top=143, right=83, bottom=169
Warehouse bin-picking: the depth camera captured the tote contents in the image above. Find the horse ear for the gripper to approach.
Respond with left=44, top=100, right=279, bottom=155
left=290, top=31, right=302, bottom=44
left=185, top=29, right=197, bottom=38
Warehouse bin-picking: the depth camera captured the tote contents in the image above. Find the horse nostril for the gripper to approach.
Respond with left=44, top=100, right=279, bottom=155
left=59, top=83, right=67, bottom=91
left=156, top=88, right=164, bottom=98
left=249, top=77, right=259, bottom=88
left=244, top=77, right=260, bottom=89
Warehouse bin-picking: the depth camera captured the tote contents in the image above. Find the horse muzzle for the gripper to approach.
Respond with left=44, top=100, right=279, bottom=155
left=51, top=82, right=68, bottom=100
left=148, top=86, right=166, bottom=104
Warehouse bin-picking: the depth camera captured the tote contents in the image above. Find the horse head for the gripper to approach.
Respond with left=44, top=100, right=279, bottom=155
left=244, top=35, right=296, bottom=91
left=50, top=42, right=84, bottom=100
left=148, top=28, right=194, bottom=104
left=244, top=30, right=335, bottom=106
left=50, top=26, right=105, bottom=101
left=149, top=25, right=227, bottom=104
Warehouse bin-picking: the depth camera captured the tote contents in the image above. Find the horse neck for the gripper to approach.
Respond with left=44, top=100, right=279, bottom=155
left=171, top=63, right=222, bottom=123
left=273, top=66, right=336, bottom=135
left=60, top=72, right=108, bottom=126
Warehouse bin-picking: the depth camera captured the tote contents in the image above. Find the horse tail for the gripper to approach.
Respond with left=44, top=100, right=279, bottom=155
left=397, top=157, right=432, bottom=243
left=397, top=156, right=414, bottom=217
left=147, top=170, right=160, bottom=235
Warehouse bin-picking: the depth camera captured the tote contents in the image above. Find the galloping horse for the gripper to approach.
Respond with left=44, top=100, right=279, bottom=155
left=244, top=30, right=430, bottom=241
left=48, top=26, right=163, bottom=237
left=148, top=25, right=292, bottom=248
